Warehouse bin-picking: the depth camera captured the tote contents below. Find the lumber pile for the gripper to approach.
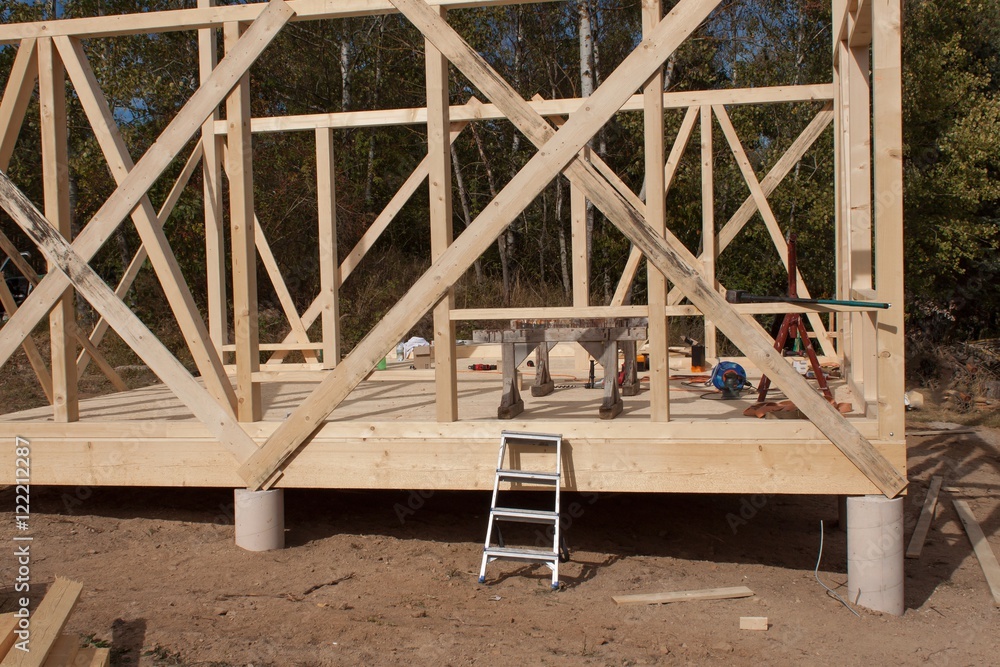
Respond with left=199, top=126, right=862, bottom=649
left=0, top=577, right=109, bottom=666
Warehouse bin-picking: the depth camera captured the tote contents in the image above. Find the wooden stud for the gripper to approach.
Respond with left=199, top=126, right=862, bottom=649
left=643, top=0, right=669, bottom=421
left=952, top=500, right=1000, bottom=606
left=200, top=0, right=229, bottom=356
left=0, top=613, right=16, bottom=658
left=56, top=36, right=236, bottom=411
left=225, top=20, right=262, bottom=422
left=38, top=37, right=79, bottom=423
left=0, top=169, right=259, bottom=463
left=0, top=38, right=38, bottom=169
left=426, top=5, right=458, bottom=421
left=905, top=475, right=942, bottom=559
left=699, top=105, right=717, bottom=358
left=0, top=0, right=294, bottom=379
left=570, top=158, right=590, bottom=373
left=316, top=127, right=340, bottom=369
left=872, top=0, right=905, bottom=441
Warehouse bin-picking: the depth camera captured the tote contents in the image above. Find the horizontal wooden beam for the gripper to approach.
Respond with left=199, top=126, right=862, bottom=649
left=212, top=84, right=835, bottom=134
left=0, top=420, right=901, bottom=495
left=449, top=302, right=883, bottom=321
left=0, top=0, right=554, bottom=44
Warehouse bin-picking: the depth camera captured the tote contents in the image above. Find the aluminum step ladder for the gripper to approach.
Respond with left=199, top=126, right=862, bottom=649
left=478, top=430, right=567, bottom=589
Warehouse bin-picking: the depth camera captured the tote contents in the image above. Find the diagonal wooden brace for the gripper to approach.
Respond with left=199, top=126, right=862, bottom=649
left=0, top=170, right=260, bottom=463
left=0, top=0, right=294, bottom=381
left=237, top=0, right=729, bottom=491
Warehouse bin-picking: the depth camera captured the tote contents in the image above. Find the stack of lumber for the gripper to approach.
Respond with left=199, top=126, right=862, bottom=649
left=0, top=577, right=109, bottom=666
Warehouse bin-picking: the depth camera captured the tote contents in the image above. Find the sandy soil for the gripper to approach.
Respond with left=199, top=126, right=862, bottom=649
left=1, top=420, right=998, bottom=666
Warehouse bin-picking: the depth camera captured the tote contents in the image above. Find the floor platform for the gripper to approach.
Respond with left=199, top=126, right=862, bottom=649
left=0, top=356, right=904, bottom=495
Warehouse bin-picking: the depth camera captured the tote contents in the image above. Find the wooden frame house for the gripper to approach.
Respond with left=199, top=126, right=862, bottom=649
left=0, top=0, right=907, bottom=500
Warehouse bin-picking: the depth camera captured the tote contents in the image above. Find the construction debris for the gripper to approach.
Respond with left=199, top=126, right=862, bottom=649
left=739, top=616, right=769, bottom=631
left=612, top=586, right=754, bottom=606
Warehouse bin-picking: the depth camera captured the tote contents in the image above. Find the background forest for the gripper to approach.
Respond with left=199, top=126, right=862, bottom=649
left=0, top=0, right=998, bottom=365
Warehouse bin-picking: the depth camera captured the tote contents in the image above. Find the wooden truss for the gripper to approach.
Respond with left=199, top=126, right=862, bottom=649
left=0, top=0, right=907, bottom=497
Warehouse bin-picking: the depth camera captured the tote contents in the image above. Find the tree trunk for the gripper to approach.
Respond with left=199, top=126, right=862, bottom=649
left=364, top=18, right=385, bottom=207
left=556, top=177, right=570, bottom=297
left=450, top=143, right=483, bottom=283
left=470, top=123, right=510, bottom=303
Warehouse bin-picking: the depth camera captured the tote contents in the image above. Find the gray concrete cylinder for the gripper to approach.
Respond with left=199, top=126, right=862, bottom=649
left=234, top=488, right=285, bottom=551
left=847, top=495, right=904, bottom=615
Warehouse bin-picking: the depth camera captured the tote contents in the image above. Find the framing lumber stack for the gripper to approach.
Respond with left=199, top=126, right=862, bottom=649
left=0, top=0, right=907, bottom=497
left=0, top=577, right=110, bottom=667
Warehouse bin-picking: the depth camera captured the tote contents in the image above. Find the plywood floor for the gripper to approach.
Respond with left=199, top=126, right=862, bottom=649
left=0, top=355, right=842, bottom=424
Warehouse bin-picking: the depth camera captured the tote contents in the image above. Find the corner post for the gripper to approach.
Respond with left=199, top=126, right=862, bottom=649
left=872, top=0, right=905, bottom=440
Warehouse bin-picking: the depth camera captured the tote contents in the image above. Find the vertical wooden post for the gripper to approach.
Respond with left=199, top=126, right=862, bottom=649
left=833, top=0, right=850, bottom=382
left=872, top=0, right=905, bottom=439
left=571, top=174, right=590, bottom=372
left=38, top=37, right=78, bottom=422
left=643, top=0, right=669, bottom=420
left=316, top=127, right=340, bottom=369
left=225, top=21, right=261, bottom=422
left=699, top=105, right=717, bottom=359
left=200, top=0, right=228, bottom=357
left=848, top=28, right=877, bottom=407
left=425, top=5, right=457, bottom=421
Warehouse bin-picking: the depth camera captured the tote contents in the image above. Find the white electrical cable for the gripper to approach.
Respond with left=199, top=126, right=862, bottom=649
left=814, top=520, right=861, bottom=618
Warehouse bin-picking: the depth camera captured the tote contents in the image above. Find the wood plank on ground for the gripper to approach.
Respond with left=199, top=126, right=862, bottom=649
left=5, top=577, right=82, bottom=667
left=612, top=585, right=754, bottom=606
left=905, top=475, right=942, bottom=559
left=40, top=633, right=79, bottom=666
left=0, top=613, right=17, bottom=659
left=952, top=500, right=1000, bottom=606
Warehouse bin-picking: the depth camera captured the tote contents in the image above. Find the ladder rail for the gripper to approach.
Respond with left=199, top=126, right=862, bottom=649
left=479, top=430, right=565, bottom=589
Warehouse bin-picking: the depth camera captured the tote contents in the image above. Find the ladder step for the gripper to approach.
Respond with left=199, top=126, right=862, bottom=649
left=501, top=430, right=562, bottom=446
left=497, top=469, right=559, bottom=484
left=492, top=507, right=559, bottom=523
left=484, top=546, right=559, bottom=562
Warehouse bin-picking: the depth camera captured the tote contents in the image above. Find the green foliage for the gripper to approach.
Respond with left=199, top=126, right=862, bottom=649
left=903, top=0, right=1000, bottom=339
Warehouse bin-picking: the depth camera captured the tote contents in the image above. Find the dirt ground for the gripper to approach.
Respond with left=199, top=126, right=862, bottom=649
left=1, top=417, right=998, bottom=666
